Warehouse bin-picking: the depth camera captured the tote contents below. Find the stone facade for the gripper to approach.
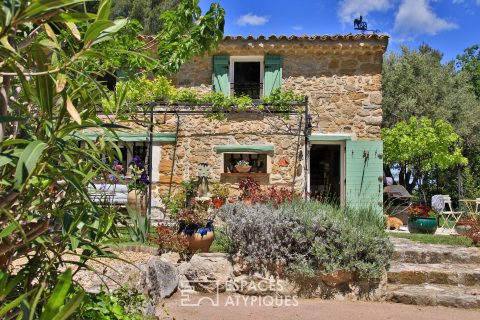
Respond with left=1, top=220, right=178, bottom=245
left=104, top=35, right=388, bottom=209
left=151, top=35, right=388, bottom=200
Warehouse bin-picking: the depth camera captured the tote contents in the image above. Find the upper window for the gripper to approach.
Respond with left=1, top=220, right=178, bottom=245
left=212, top=55, right=282, bottom=98
left=229, top=56, right=264, bottom=99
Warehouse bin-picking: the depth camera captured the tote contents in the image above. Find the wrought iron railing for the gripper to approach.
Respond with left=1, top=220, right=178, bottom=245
left=231, top=82, right=263, bottom=99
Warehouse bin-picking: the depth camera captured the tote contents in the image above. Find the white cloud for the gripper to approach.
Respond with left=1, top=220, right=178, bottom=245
left=236, top=13, right=269, bottom=26
left=292, top=26, right=304, bottom=31
left=337, top=0, right=392, bottom=24
left=394, top=0, right=458, bottom=36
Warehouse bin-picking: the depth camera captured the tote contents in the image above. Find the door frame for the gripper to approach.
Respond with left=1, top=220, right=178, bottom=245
left=308, top=141, right=346, bottom=206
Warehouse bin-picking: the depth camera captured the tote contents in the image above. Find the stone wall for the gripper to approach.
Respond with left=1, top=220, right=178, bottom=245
left=100, top=36, right=388, bottom=203
left=172, top=36, right=386, bottom=140
left=153, top=113, right=305, bottom=198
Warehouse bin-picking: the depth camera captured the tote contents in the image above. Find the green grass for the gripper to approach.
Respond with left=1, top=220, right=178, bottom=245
left=390, top=232, right=476, bottom=247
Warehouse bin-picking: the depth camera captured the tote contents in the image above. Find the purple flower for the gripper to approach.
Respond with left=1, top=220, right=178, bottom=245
left=113, top=160, right=119, bottom=166
left=100, top=183, right=107, bottom=191
left=140, top=171, right=150, bottom=185
left=109, top=174, right=118, bottom=183
left=130, top=155, right=144, bottom=168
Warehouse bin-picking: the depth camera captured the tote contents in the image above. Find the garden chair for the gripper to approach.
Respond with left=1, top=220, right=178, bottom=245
left=438, top=195, right=463, bottom=230
left=476, top=198, right=480, bottom=217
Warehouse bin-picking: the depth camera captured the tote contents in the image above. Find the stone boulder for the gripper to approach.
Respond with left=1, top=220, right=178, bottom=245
left=138, top=256, right=178, bottom=301
left=181, top=253, right=234, bottom=293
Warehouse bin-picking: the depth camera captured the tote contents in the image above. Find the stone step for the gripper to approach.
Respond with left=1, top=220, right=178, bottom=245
left=388, top=263, right=480, bottom=286
left=386, top=284, right=480, bottom=309
left=390, top=237, right=480, bottom=264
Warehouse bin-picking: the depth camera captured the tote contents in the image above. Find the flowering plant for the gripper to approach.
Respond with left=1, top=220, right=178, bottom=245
left=155, top=225, right=189, bottom=254
left=127, top=155, right=149, bottom=193
left=177, top=207, right=214, bottom=236
left=235, top=160, right=250, bottom=167
left=408, top=205, right=438, bottom=218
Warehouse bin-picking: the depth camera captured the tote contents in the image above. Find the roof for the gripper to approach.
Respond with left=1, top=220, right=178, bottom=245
left=223, top=34, right=388, bottom=41
left=138, top=33, right=388, bottom=42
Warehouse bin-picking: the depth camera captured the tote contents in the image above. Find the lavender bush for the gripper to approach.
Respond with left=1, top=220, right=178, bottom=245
left=217, top=201, right=393, bottom=279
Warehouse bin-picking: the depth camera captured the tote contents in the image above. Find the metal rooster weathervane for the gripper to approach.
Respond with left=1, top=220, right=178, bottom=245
left=353, top=16, right=380, bottom=34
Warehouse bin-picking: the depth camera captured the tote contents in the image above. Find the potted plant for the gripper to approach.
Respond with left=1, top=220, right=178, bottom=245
left=127, top=155, right=149, bottom=215
left=235, top=160, right=252, bottom=173
left=210, top=183, right=229, bottom=208
left=407, top=205, right=438, bottom=234
left=177, top=204, right=215, bottom=253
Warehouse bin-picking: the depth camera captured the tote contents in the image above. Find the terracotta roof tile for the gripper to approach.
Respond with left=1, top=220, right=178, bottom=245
left=223, top=34, right=389, bottom=41
left=138, top=34, right=389, bottom=42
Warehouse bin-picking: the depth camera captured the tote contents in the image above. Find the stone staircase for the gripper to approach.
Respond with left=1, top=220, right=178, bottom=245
left=386, top=237, right=480, bottom=308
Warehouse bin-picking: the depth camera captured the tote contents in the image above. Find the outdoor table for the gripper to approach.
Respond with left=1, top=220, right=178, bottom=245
left=459, top=199, right=478, bottom=218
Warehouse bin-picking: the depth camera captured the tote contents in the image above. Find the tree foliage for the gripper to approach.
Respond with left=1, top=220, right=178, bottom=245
left=382, top=117, right=467, bottom=193
left=0, top=0, right=225, bottom=317
left=457, top=44, right=480, bottom=99
left=110, top=0, right=182, bottom=34
left=382, top=44, right=480, bottom=199
left=382, top=45, right=480, bottom=148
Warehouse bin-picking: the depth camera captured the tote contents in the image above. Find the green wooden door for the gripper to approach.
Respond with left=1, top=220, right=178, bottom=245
left=212, top=55, right=229, bottom=96
left=264, top=55, right=282, bottom=97
left=345, top=140, right=383, bottom=213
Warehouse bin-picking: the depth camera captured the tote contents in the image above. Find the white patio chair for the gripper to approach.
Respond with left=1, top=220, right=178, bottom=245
left=475, top=198, right=480, bottom=217
left=439, top=195, right=463, bottom=230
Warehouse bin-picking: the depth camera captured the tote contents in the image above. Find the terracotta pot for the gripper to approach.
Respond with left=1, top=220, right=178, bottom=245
left=127, top=190, right=147, bottom=215
left=212, top=197, right=225, bottom=209
left=184, top=231, right=215, bottom=253
left=235, top=165, right=251, bottom=173
left=320, top=270, right=356, bottom=287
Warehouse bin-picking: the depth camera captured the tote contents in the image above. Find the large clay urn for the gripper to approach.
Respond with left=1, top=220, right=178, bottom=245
left=128, top=190, right=147, bottom=215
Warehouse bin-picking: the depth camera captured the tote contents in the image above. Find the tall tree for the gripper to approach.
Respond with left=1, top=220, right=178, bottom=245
left=382, top=117, right=467, bottom=194
left=110, top=0, right=182, bottom=34
left=457, top=44, right=480, bottom=99
left=382, top=45, right=480, bottom=199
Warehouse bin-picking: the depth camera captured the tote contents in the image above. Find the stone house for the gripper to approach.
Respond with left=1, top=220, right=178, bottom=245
left=99, top=34, right=388, bottom=215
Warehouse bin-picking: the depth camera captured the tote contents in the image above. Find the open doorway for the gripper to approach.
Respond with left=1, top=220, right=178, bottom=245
left=310, top=144, right=341, bottom=204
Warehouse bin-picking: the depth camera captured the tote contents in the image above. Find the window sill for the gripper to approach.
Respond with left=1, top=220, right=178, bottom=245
left=220, top=172, right=270, bottom=184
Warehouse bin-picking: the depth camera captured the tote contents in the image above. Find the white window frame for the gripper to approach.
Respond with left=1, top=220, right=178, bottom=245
left=229, top=56, right=265, bottom=97
left=308, top=141, right=346, bottom=206
left=220, top=152, right=272, bottom=174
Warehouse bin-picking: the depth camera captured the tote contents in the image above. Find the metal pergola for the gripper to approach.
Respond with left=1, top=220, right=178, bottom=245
left=114, top=99, right=312, bottom=216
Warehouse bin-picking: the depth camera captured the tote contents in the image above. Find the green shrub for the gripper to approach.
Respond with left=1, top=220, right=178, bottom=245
left=218, top=201, right=393, bottom=279
left=74, top=287, right=154, bottom=320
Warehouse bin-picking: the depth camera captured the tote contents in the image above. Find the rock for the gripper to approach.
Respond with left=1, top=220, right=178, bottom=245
left=160, top=252, right=182, bottom=266
left=139, top=256, right=178, bottom=301
left=320, top=270, right=356, bottom=287
left=182, top=253, right=234, bottom=293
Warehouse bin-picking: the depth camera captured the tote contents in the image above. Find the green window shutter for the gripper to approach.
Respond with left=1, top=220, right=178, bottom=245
left=264, top=55, right=282, bottom=97
left=345, top=140, right=383, bottom=213
left=212, top=55, right=229, bottom=96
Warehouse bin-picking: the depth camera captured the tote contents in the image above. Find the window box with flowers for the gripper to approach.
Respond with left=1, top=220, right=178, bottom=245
left=407, top=205, right=438, bottom=234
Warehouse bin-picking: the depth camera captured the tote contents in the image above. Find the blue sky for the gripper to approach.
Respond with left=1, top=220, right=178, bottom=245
left=199, top=0, right=480, bottom=62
